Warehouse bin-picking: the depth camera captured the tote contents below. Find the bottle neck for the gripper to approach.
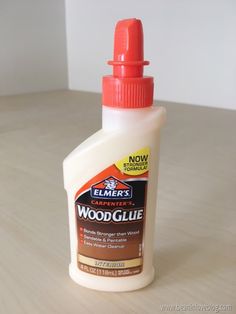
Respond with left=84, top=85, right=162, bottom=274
left=102, top=105, right=154, bottom=131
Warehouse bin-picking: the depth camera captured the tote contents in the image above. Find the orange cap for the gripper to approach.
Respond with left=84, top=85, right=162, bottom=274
left=102, top=18, right=153, bottom=108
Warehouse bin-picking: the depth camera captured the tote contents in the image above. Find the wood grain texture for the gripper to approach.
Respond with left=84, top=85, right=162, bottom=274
left=0, top=91, right=235, bottom=314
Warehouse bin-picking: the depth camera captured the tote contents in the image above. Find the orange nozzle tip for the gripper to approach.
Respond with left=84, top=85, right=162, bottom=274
left=114, top=18, right=143, bottom=61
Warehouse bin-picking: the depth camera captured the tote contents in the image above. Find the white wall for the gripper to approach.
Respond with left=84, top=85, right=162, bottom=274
left=66, top=0, right=236, bottom=109
left=0, top=0, right=67, bottom=96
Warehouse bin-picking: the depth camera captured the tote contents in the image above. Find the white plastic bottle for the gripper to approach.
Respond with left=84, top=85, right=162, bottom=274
left=63, top=18, right=166, bottom=292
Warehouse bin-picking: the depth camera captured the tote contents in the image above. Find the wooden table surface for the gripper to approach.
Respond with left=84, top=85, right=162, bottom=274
left=0, top=91, right=235, bottom=314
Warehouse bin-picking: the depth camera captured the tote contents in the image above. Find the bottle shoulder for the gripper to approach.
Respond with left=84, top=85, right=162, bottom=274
left=102, top=105, right=166, bottom=131
left=63, top=106, right=166, bottom=167
left=63, top=106, right=166, bottom=190
left=63, top=128, right=116, bottom=173
left=63, top=129, right=104, bottom=166
left=63, top=129, right=114, bottom=189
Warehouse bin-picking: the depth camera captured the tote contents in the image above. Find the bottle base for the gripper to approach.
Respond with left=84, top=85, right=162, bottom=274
left=69, top=264, right=155, bottom=292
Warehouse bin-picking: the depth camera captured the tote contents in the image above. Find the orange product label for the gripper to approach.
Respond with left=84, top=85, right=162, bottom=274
left=74, top=147, right=150, bottom=277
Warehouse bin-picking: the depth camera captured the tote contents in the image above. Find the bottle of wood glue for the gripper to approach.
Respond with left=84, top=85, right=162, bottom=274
left=63, top=18, right=166, bottom=291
